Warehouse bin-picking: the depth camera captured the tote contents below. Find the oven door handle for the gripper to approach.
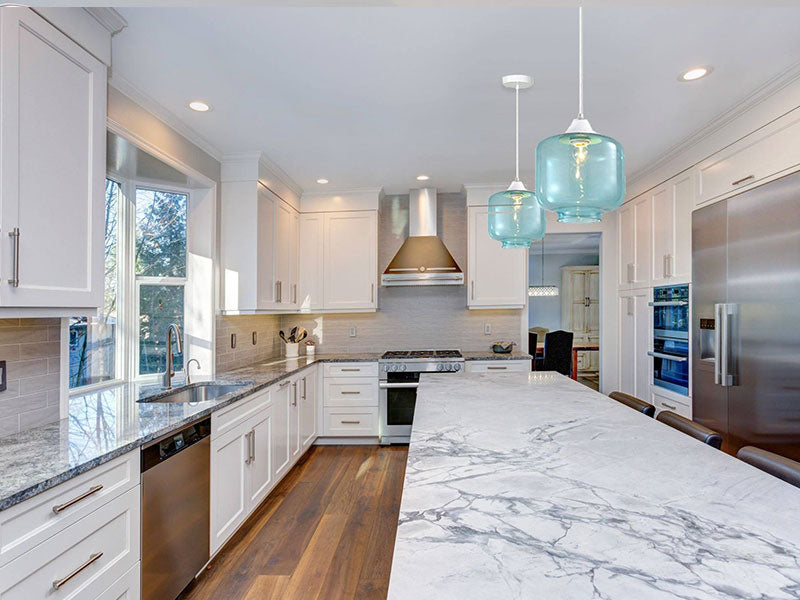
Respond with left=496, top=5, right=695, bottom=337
left=647, top=351, right=688, bottom=362
left=648, top=301, right=689, bottom=307
left=379, top=382, right=419, bottom=389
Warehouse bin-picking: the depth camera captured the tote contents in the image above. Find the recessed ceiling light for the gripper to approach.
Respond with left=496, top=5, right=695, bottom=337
left=416, top=175, right=430, bottom=181
left=316, top=178, right=329, bottom=184
left=679, top=66, right=712, bottom=82
left=188, top=100, right=211, bottom=112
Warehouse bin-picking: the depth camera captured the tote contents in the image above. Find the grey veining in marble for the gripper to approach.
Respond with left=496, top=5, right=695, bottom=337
left=388, top=372, right=800, bottom=600
left=0, top=353, right=381, bottom=511
left=461, top=350, right=532, bottom=361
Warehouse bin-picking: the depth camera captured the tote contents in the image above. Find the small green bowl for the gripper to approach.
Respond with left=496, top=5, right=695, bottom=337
left=491, top=342, right=515, bottom=354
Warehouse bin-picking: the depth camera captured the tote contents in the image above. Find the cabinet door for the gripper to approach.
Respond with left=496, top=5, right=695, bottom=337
left=298, top=213, right=324, bottom=311
left=290, top=378, right=301, bottom=463
left=0, top=8, right=106, bottom=308
left=247, top=406, right=273, bottom=510
left=323, top=211, right=377, bottom=310
left=256, top=186, right=277, bottom=308
left=271, top=380, right=292, bottom=481
left=467, top=207, right=526, bottom=308
left=617, top=203, right=635, bottom=288
left=300, top=369, right=317, bottom=449
left=618, top=289, right=650, bottom=399
left=274, top=200, right=294, bottom=306
left=632, top=195, right=652, bottom=287
left=210, top=426, right=249, bottom=554
left=671, top=171, right=694, bottom=281
left=288, top=210, right=299, bottom=308
left=651, top=184, right=672, bottom=284
left=633, top=291, right=651, bottom=401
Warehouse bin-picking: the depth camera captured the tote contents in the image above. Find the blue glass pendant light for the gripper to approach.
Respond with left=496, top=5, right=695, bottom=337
left=536, top=7, right=625, bottom=223
left=488, top=74, right=546, bottom=249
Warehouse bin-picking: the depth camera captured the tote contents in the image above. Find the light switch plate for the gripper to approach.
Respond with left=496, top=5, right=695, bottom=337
left=0, top=360, right=5, bottom=392
left=484, top=323, right=492, bottom=335
left=349, top=326, right=357, bottom=338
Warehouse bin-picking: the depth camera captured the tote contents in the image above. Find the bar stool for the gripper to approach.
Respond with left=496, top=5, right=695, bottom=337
left=656, top=411, right=723, bottom=449
left=737, top=446, right=800, bottom=489
left=609, top=392, right=655, bottom=417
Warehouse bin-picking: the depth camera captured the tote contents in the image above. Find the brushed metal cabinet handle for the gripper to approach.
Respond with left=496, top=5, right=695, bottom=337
left=731, top=174, right=755, bottom=186
left=471, top=280, right=475, bottom=300
left=302, top=376, right=307, bottom=400
left=370, top=283, right=374, bottom=303
left=341, top=420, right=361, bottom=424
left=53, top=552, right=103, bottom=590
left=340, top=390, right=361, bottom=395
left=7, top=228, right=19, bottom=287
left=52, top=484, right=103, bottom=514
left=251, top=429, right=256, bottom=462
left=279, top=379, right=291, bottom=387
left=292, top=283, right=297, bottom=304
left=662, top=402, right=677, bottom=410
left=292, top=381, right=297, bottom=406
left=340, top=368, right=360, bottom=372
left=487, top=366, right=508, bottom=370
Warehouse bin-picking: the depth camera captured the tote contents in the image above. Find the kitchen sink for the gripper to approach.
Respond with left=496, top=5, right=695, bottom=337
left=139, top=382, right=251, bottom=404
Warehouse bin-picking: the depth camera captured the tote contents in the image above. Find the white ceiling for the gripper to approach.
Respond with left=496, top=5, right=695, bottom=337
left=111, top=6, right=800, bottom=194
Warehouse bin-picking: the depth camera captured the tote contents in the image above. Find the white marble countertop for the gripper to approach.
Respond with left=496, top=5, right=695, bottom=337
left=388, top=372, right=800, bottom=600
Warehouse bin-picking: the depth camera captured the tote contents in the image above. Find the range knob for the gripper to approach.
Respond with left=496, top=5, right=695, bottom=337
left=445, top=363, right=453, bottom=371
left=400, top=364, right=407, bottom=372
left=382, top=364, right=389, bottom=372
left=436, top=363, right=445, bottom=372
left=453, top=363, right=461, bottom=372
left=389, top=364, right=397, bottom=372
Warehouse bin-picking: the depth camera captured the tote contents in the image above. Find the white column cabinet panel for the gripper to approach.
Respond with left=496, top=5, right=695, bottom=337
left=323, top=211, right=377, bottom=310
left=617, top=288, right=651, bottom=402
left=299, top=369, right=317, bottom=450
left=617, top=203, right=635, bottom=289
left=467, top=207, right=526, bottom=308
left=298, top=213, right=324, bottom=312
left=0, top=7, right=106, bottom=310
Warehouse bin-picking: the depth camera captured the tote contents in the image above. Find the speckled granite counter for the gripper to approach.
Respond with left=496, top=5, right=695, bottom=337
left=0, top=353, right=381, bottom=511
left=388, top=372, right=800, bottom=600
left=461, top=350, right=532, bottom=361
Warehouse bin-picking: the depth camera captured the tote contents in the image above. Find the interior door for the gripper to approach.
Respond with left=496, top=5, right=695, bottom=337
left=726, top=172, right=800, bottom=460
left=0, top=8, right=106, bottom=308
left=691, top=199, right=729, bottom=437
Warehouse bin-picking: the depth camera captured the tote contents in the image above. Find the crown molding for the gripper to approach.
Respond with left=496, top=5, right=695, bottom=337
left=300, top=186, right=384, bottom=198
left=627, top=59, right=800, bottom=188
left=109, top=72, right=224, bottom=163
left=84, top=8, right=127, bottom=35
left=258, top=153, right=304, bottom=200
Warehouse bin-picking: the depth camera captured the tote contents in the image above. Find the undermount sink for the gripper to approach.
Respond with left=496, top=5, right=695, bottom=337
left=139, top=382, right=251, bottom=404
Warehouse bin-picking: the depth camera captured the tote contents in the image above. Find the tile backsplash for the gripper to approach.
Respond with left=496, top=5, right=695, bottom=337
left=0, top=318, right=62, bottom=437
left=216, top=314, right=282, bottom=372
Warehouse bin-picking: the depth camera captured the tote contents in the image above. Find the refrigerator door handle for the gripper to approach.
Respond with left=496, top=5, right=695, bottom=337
left=714, top=303, right=723, bottom=385
left=717, top=303, right=737, bottom=387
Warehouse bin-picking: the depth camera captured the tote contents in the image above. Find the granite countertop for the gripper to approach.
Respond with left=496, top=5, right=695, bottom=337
left=461, top=350, right=532, bottom=360
left=388, top=372, right=800, bottom=600
left=0, top=353, right=382, bottom=511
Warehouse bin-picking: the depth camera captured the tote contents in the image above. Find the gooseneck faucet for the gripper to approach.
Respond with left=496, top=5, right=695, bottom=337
left=163, top=323, right=183, bottom=390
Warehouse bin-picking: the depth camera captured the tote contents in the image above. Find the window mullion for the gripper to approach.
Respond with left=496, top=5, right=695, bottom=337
left=120, top=178, right=137, bottom=383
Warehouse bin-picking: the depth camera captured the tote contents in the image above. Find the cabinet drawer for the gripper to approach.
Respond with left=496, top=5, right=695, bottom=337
left=653, top=393, right=692, bottom=420
left=96, top=562, right=139, bottom=600
left=0, top=451, right=139, bottom=567
left=322, top=407, right=378, bottom=436
left=323, top=362, right=378, bottom=378
left=211, top=388, right=270, bottom=439
left=697, top=109, right=800, bottom=206
left=465, top=360, right=530, bottom=373
left=0, top=486, right=140, bottom=600
left=323, top=379, right=378, bottom=407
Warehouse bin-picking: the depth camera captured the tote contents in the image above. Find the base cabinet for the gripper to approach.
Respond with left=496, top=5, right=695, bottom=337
left=652, top=387, right=692, bottom=420
left=299, top=370, right=317, bottom=450
left=271, top=379, right=293, bottom=482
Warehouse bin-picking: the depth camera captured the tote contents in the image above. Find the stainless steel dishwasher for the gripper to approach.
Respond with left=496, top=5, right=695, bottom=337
left=141, top=417, right=210, bottom=600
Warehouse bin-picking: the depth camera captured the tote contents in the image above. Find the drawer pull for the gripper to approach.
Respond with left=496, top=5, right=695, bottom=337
left=53, top=551, right=103, bottom=590
left=341, top=420, right=361, bottom=424
left=487, top=366, right=508, bottom=370
left=52, top=484, right=103, bottom=514
left=340, top=368, right=361, bottom=372
left=340, top=390, right=361, bottom=395
left=731, top=174, right=755, bottom=186
left=279, top=379, right=291, bottom=388
left=662, top=402, right=677, bottom=410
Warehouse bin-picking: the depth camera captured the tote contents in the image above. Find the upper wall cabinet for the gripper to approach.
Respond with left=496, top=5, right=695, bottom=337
left=467, top=206, right=526, bottom=309
left=696, top=107, right=800, bottom=208
left=651, top=170, right=693, bottom=285
left=298, top=213, right=324, bottom=312
left=617, top=194, right=651, bottom=290
left=322, top=211, right=378, bottom=311
left=0, top=8, right=107, bottom=313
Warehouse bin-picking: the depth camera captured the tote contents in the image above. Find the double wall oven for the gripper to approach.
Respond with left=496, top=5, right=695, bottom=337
left=379, top=350, right=464, bottom=444
left=649, top=284, right=690, bottom=395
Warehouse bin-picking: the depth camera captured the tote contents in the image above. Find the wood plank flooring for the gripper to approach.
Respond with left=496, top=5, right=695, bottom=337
left=178, top=445, right=408, bottom=600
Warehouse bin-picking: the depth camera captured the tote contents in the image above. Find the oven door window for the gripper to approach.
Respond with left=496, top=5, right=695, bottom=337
left=652, top=338, right=689, bottom=395
left=387, top=386, right=416, bottom=426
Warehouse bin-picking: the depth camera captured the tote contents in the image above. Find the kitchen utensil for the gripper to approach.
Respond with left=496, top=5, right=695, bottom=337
left=289, top=326, right=298, bottom=342
left=279, top=330, right=287, bottom=343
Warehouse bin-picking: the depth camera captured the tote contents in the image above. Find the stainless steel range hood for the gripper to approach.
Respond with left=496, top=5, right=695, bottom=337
left=382, top=188, right=464, bottom=286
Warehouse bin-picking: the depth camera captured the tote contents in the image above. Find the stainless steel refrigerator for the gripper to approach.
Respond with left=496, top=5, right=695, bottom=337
left=693, top=170, right=800, bottom=460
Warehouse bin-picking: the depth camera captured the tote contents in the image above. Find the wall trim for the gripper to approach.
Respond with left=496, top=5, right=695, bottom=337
left=84, top=8, right=127, bottom=35
left=627, top=59, right=800, bottom=190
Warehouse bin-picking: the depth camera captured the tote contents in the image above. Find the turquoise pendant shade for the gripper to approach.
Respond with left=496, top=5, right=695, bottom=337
left=488, top=186, right=546, bottom=249
left=536, top=128, right=625, bottom=223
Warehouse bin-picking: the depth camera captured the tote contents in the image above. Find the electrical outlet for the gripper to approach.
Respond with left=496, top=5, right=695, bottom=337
left=231, top=333, right=237, bottom=349
left=484, top=323, right=492, bottom=335
left=252, top=331, right=257, bottom=345
left=349, top=326, right=357, bottom=338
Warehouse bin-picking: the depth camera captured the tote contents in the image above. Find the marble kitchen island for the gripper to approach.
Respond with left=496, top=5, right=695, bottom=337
left=388, top=372, right=800, bottom=599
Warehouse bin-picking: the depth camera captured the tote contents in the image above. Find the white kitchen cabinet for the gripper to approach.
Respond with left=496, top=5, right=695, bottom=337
left=298, top=213, right=324, bottom=312
left=275, top=199, right=299, bottom=309
left=464, top=360, right=531, bottom=373
left=299, top=368, right=317, bottom=450
left=617, top=288, right=651, bottom=402
left=652, top=170, right=694, bottom=285
left=0, top=7, right=106, bottom=312
left=652, top=387, right=692, bottom=420
left=467, top=206, right=526, bottom=308
left=323, top=211, right=378, bottom=311
left=247, top=407, right=274, bottom=510
left=617, top=193, right=652, bottom=290
left=696, top=106, right=800, bottom=207
left=271, top=378, right=293, bottom=482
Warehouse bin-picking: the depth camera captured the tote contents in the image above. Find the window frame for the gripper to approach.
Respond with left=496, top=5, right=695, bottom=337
left=69, top=172, right=192, bottom=393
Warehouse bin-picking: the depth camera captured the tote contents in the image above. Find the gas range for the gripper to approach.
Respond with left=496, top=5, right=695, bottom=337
left=379, top=349, right=464, bottom=374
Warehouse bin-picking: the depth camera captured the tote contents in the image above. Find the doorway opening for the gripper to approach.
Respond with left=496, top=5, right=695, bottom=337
left=528, top=233, right=601, bottom=390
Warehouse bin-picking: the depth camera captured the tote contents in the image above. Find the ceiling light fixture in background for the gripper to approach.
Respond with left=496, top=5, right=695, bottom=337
left=416, top=175, right=430, bottom=181
left=188, top=100, right=211, bottom=112
left=679, top=66, right=712, bottom=81
left=316, top=178, right=329, bottom=184
left=528, top=238, right=559, bottom=297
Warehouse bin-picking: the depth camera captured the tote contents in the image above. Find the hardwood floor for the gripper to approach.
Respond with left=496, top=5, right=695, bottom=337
left=179, top=445, right=408, bottom=600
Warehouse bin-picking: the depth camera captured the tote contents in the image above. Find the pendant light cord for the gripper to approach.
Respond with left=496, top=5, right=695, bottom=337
left=541, top=239, right=545, bottom=286
left=515, top=84, right=520, bottom=182
left=578, top=6, right=584, bottom=119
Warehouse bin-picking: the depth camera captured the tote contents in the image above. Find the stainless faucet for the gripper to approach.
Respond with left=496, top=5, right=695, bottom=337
left=185, top=358, right=201, bottom=384
left=162, top=323, right=183, bottom=390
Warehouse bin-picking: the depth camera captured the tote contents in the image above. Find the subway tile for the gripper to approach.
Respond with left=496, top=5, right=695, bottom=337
left=0, top=319, right=20, bottom=327
left=48, top=358, right=61, bottom=373
left=48, top=326, right=61, bottom=341
left=0, top=414, right=19, bottom=437
left=0, top=391, right=47, bottom=418
left=19, top=341, right=60, bottom=360
left=0, top=380, right=20, bottom=399
left=0, top=345, right=20, bottom=362
left=47, top=388, right=61, bottom=406
left=6, top=359, right=47, bottom=379
left=20, top=373, right=60, bottom=395
left=0, top=327, right=48, bottom=345
left=20, top=318, right=60, bottom=327
left=19, top=404, right=59, bottom=430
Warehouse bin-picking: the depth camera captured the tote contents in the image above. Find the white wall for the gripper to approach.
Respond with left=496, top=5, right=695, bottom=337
left=528, top=252, right=599, bottom=331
